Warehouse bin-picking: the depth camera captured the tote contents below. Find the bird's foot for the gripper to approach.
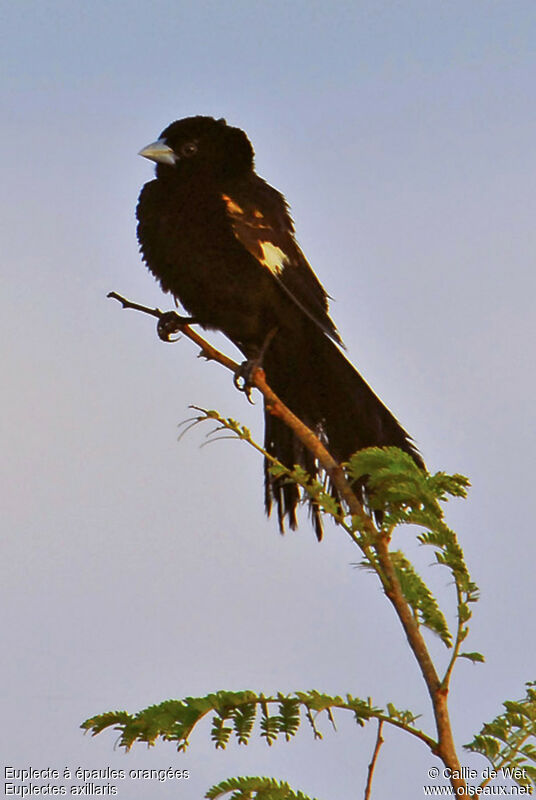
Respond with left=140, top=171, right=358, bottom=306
left=157, top=311, right=196, bottom=342
left=233, top=328, right=278, bottom=402
left=233, top=357, right=263, bottom=404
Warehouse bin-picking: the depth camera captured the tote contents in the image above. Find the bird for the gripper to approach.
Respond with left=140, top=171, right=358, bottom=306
left=136, top=115, right=424, bottom=539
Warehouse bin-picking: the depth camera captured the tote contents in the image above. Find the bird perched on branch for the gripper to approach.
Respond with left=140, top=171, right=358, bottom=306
left=137, top=115, right=424, bottom=539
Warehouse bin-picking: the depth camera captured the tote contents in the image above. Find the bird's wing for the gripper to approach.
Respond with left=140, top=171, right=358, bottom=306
left=221, top=178, right=343, bottom=345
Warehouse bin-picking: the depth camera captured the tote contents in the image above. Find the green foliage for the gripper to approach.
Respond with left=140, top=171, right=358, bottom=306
left=205, top=775, right=318, bottom=800
left=86, top=406, right=526, bottom=799
left=385, top=701, right=421, bottom=727
left=81, top=709, right=131, bottom=735
left=187, top=409, right=345, bottom=522
left=388, top=550, right=452, bottom=646
left=81, top=689, right=430, bottom=752
left=345, top=446, right=481, bottom=670
left=82, top=691, right=256, bottom=752
left=232, top=703, right=257, bottom=744
left=346, top=447, right=469, bottom=523
left=268, top=464, right=343, bottom=520
left=465, top=681, right=536, bottom=788
left=212, top=714, right=233, bottom=749
left=458, top=652, right=485, bottom=664
left=277, top=698, right=300, bottom=740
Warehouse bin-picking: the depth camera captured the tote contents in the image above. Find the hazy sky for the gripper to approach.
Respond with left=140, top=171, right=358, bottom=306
left=2, top=2, right=535, bottom=798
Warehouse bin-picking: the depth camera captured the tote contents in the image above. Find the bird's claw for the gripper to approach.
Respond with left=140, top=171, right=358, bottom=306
left=157, top=311, right=194, bottom=342
left=233, top=359, right=260, bottom=404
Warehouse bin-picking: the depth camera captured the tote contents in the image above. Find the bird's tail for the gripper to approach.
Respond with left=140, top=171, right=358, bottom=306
left=263, top=328, right=424, bottom=539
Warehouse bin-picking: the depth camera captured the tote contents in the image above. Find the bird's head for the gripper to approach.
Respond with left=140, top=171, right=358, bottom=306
left=139, top=115, right=254, bottom=182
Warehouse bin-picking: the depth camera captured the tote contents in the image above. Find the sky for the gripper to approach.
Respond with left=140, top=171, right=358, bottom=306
left=1, top=1, right=535, bottom=798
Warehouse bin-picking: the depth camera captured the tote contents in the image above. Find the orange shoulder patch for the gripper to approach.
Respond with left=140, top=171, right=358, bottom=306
left=221, top=193, right=244, bottom=216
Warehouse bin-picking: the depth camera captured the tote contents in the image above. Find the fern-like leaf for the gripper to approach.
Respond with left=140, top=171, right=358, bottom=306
left=277, top=697, right=301, bottom=741
left=465, top=681, right=536, bottom=788
left=82, top=689, right=431, bottom=753
left=389, top=550, right=452, bottom=646
left=232, top=703, right=256, bottom=745
left=205, top=775, right=319, bottom=800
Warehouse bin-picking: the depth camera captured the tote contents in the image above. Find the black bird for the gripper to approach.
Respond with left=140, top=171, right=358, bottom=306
left=137, top=115, right=424, bottom=539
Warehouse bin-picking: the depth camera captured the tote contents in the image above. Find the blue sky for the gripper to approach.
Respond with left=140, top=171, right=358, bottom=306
left=2, top=2, right=535, bottom=798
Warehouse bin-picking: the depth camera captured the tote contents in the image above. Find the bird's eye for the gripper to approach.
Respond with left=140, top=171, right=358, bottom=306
left=180, top=141, right=198, bottom=157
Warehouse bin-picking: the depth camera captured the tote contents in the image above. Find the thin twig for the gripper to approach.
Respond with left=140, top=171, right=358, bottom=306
left=108, top=291, right=240, bottom=371
left=364, top=720, right=384, bottom=800
left=442, top=582, right=464, bottom=690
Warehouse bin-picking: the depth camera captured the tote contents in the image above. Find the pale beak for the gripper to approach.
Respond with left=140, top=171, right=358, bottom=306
left=138, top=139, right=177, bottom=166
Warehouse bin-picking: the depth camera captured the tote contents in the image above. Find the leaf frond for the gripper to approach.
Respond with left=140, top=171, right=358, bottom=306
left=205, top=775, right=320, bottom=800
left=82, top=688, right=430, bottom=752
left=465, top=681, right=536, bottom=788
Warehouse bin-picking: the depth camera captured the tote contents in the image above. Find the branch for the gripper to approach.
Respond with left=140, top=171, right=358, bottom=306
left=442, top=582, right=464, bottom=689
left=108, top=291, right=469, bottom=798
left=107, top=292, right=239, bottom=371
left=107, top=292, right=374, bottom=539
left=82, top=689, right=436, bottom=753
left=364, top=720, right=384, bottom=800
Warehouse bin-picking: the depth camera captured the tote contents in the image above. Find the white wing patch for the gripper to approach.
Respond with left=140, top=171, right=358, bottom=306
left=221, top=192, right=289, bottom=275
left=258, top=242, right=289, bottom=275
left=219, top=191, right=341, bottom=343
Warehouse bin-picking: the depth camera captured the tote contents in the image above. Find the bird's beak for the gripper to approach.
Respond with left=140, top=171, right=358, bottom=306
left=138, top=139, right=177, bottom=166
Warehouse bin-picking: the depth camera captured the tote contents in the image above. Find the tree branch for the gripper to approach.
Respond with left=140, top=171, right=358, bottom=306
left=108, top=290, right=469, bottom=797
left=364, top=720, right=384, bottom=800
